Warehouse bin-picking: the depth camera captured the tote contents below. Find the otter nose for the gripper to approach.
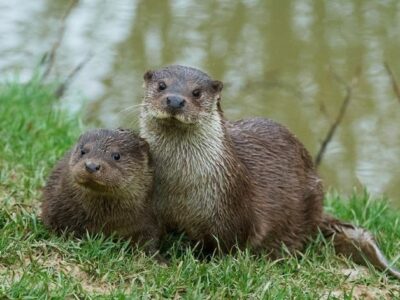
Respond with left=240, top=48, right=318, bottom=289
left=166, top=96, right=185, bottom=109
left=85, top=161, right=100, bottom=173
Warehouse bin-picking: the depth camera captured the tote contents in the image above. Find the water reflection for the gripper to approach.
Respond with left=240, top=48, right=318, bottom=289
left=1, top=0, right=399, bottom=204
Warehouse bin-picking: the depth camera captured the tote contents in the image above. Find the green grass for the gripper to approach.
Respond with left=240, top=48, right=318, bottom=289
left=0, top=81, right=399, bottom=299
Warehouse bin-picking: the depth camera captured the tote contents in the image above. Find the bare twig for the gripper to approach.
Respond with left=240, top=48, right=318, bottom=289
left=315, top=68, right=359, bottom=167
left=55, top=53, right=92, bottom=99
left=384, top=61, right=400, bottom=104
left=41, top=0, right=79, bottom=80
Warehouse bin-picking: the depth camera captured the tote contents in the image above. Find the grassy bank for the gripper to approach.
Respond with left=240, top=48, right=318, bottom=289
left=0, top=81, right=399, bottom=299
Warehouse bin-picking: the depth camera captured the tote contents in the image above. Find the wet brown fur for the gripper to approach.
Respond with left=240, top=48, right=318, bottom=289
left=140, top=65, right=322, bottom=256
left=41, top=129, right=163, bottom=257
left=140, top=65, right=400, bottom=278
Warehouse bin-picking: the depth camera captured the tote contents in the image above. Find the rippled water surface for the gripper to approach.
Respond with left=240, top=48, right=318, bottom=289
left=1, top=0, right=400, bottom=205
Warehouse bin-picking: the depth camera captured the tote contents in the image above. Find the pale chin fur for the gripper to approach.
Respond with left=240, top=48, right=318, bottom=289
left=147, top=109, right=170, bottom=120
left=146, top=108, right=196, bottom=125
left=173, top=114, right=195, bottom=124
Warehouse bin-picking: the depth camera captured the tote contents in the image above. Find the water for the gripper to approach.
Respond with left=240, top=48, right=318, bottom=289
left=1, top=0, right=400, bottom=205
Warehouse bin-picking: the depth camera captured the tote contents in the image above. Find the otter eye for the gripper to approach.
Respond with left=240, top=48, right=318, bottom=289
left=80, top=148, right=88, bottom=156
left=158, top=81, right=167, bottom=91
left=112, top=153, right=121, bottom=161
left=192, top=89, right=201, bottom=98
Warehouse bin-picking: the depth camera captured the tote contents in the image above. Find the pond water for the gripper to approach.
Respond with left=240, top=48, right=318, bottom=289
left=2, top=0, right=400, bottom=206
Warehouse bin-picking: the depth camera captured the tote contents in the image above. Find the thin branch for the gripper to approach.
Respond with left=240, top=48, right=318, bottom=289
left=384, top=61, right=400, bottom=104
left=55, top=53, right=92, bottom=99
left=41, top=0, right=79, bottom=80
left=315, top=68, right=359, bottom=167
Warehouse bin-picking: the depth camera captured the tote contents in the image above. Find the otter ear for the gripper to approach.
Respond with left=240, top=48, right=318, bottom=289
left=143, top=70, right=154, bottom=82
left=138, top=138, right=150, bottom=153
left=211, top=80, right=223, bottom=93
left=76, top=132, right=87, bottom=143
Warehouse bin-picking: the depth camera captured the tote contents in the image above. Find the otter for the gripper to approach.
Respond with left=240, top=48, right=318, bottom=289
left=41, top=128, right=164, bottom=260
left=139, top=65, right=400, bottom=279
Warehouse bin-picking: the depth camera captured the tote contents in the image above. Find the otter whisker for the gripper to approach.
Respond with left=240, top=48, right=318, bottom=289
left=127, top=117, right=141, bottom=128
left=117, top=103, right=148, bottom=116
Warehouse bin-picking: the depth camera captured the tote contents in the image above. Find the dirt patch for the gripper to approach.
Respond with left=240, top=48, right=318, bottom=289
left=1, top=249, right=128, bottom=295
left=325, top=284, right=399, bottom=300
left=38, top=252, right=123, bottom=294
left=321, top=266, right=400, bottom=299
left=339, top=267, right=370, bottom=281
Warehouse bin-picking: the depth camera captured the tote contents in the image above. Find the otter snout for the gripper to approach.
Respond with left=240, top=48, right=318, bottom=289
left=166, top=96, right=185, bottom=110
left=85, top=161, right=101, bottom=173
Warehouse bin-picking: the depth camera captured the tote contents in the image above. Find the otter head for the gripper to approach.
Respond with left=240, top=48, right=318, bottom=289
left=69, top=129, right=151, bottom=195
left=142, top=65, right=223, bottom=125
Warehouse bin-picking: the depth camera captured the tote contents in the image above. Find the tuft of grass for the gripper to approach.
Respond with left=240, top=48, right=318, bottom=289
left=0, top=79, right=81, bottom=205
left=0, top=81, right=399, bottom=298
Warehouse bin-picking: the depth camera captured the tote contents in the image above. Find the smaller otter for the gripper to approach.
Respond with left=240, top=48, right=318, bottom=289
left=41, top=128, right=163, bottom=260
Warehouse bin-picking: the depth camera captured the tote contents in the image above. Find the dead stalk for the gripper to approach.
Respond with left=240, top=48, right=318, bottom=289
left=55, top=53, right=92, bottom=99
left=40, top=0, right=79, bottom=80
left=384, top=62, right=400, bottom=104
left=315, top=68, right=359, bottom=167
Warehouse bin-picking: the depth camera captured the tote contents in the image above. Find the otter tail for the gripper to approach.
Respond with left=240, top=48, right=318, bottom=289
left=320, top=214, right=400, bottom=280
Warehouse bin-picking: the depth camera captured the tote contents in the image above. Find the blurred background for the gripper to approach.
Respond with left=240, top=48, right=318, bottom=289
left=1, top=0, right=399, bottom=205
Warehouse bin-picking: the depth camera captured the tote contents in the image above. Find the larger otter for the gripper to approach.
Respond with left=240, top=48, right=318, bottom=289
left=41, top=129, right=163, bottom=259
left=140, top=65, right=400, bottom=279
